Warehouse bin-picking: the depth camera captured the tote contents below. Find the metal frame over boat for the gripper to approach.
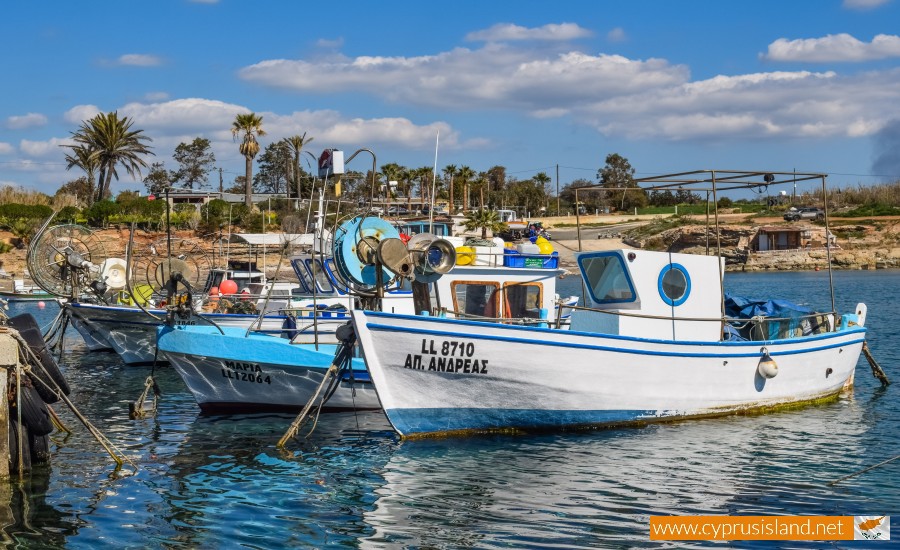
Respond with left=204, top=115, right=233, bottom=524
left=350, top=169, right=872, bottom=438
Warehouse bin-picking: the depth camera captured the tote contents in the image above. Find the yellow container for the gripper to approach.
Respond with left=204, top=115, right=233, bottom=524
left=535, top=236, right=554, bottom=255
left=455, top=246, right=475, bottom=265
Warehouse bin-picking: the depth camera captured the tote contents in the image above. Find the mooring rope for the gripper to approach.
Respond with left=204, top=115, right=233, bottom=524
left=277, top=338, right=356, bottom=448
left=9, top=330, right=137, bottom=471
left=861, top=341, right=890, bottom=386
left=828, top=453, right=900, bottom=486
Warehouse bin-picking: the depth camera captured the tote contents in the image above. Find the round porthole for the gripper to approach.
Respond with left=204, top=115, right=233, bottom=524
left=658, top=264, right=690, bottom=306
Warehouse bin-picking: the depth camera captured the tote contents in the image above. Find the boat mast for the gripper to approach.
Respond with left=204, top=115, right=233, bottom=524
left=821, top=174, right=836, bottom=315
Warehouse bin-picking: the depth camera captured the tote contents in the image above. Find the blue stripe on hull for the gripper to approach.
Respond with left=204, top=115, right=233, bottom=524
left=385, top=407, right=660, bottom=436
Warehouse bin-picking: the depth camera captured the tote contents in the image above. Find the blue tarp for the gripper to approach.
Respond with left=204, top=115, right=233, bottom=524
left=724, top=293, right=817, bottom=341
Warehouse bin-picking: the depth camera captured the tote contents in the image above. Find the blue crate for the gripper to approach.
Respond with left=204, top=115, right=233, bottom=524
left=502, top=250, right=558, bottom=268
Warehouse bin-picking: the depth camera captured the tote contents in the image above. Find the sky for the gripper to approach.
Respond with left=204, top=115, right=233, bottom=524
left=2, top=0, right=900, bottom=200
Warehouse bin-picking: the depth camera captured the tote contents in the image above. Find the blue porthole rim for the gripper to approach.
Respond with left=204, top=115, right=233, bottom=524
left=658, top=263, right=691, bottom=306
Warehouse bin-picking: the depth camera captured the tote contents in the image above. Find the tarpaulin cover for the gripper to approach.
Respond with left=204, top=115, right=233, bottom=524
left=724, top=294, right=818, bottom=341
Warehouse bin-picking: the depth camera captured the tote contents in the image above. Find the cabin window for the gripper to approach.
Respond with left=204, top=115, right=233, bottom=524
left=502, top=283, right=543, bottom=318
left=290, top=259, right=313, bottom=293
left=306, top=259, right=335, bottom=292
left=578, top=254, right=636, bottom=304
left=658, top=264, right=690, bottom=306
left=451, top=281, right=500, bottom=317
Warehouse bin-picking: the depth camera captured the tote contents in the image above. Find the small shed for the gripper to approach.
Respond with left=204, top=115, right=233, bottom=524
left=750, top=226, right=810, bottom=252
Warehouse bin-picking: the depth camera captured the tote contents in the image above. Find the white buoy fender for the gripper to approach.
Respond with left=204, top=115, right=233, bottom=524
left=757, top=349, right=778, bottom=379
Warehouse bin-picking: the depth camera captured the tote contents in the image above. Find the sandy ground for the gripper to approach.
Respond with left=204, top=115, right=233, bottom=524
left=551, top=237, right=634, bottom=269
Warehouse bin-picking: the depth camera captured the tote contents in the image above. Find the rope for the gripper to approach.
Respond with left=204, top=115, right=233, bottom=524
left=277, top=337, right=356, bottom=448
left=828, top=453, right=900, bottom=486
left=862, top=342, right=890, bottom=387
left=9, top=329, right=136, bottom=471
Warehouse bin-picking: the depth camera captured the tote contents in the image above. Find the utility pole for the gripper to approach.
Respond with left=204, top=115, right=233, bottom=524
left=218, top=167, right=224, bottom=194
left=556, top=163, right=560, bottom=216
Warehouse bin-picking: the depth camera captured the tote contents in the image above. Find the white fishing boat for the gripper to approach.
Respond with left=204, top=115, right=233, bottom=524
left=157, top=256, right=572, bottom=412
left=60, top=260, right=305, bottom=364
left=350, top=169, right=873, bottom=438
left=0, top=279, right=56, bottom=302
left=157, top=213, right=577, bottom=413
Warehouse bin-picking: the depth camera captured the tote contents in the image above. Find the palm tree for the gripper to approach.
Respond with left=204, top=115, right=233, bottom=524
left=463, top=209, right=505, bottom=240
left=70, top=112, right=154, bottom=203
left=62, top=143, right=100, bottom=205
left=457, top=165, right=475, bottom=213
left=232, top=113, right=266, bottom=208
left=380, top=162, right=404, bottom=211
left=283, top=132, right=314, bottom=204
left=533, top=171, right=551, bottom=211
left=442, top=164, right=457, bottom=212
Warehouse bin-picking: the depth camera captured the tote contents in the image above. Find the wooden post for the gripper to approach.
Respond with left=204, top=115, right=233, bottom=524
left=0, top=334, right=15, bottom=480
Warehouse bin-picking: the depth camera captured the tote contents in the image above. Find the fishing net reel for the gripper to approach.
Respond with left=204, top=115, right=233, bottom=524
left=27, top=223, right=111, bottom=300
left=128, top=237, right=212, bottom=322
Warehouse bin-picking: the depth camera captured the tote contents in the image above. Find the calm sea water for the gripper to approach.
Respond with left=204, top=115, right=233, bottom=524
left=3, top=270, right=898, bottom=548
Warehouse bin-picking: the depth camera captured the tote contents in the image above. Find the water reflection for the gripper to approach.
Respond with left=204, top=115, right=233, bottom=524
left=0, top=273, right=897, bottom=548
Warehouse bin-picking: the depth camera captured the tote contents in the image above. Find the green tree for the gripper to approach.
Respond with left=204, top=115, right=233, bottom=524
left=442, top=164, right=457, bottom=209
left=486, top=165, right=507, bottom=193
left=597, top=153, right=646, bottom=211
left=171, top=137, right=216, bottom=190
left=143, top=162, right=170, bottom=195
left=463, top=209, right=505, bottom=240
left=83, top=199, right=120, bottom=228
left=284, top=132, right=314, bottom=202
left=457, top=165, right=475, bottom=212
left=55, top=176, right=94, bottom=207
left=381, top=162, right=404, bottom=200
left=62, top=144, right=99, bottom=204
left=254, top=141, right=292, bottom=194
left=533, top=172, right=551, bottom=210
left=231, top=113, right=266, bottom=208
left=69, top=111, right=154, bottom=203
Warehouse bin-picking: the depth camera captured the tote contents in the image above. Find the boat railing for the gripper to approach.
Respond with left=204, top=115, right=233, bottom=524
left=556, top=303, right=838, bottom=341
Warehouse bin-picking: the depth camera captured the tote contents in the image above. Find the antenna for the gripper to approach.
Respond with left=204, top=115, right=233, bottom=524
left=430, top=131, right=439, bottom=233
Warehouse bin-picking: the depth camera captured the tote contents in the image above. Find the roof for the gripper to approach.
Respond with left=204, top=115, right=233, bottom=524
left=757, top=226, right=805, bottom=233
left=222, top=233, right=314, bottom=246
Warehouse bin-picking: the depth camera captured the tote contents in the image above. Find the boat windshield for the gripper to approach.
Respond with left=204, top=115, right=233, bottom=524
left=579, top=253, right=636, bottom=304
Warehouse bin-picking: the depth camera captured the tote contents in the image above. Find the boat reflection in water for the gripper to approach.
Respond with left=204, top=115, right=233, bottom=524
left=360, top=396, right=869, bottom=548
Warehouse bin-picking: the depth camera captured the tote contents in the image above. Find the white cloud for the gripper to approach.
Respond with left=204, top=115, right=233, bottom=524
left=64, top=104, right=102, bottom=124
left=6, top=113, right=48, bottom=130
left=117, top=53, right=163, bottom=66
left=843, top=0, right=891, bottom=10
left=607, top=27, right=627, bottom=43
left=466, top=23, right=592, bottom=42
left=20, top=137, right=74, bottom=158
left=587, top=69, right=900, bottom=141
left=0, top=142, right=14, bottom=154
left=239, top=45, right=687, bottom=112
left=763, top=33, right=900, bottom=62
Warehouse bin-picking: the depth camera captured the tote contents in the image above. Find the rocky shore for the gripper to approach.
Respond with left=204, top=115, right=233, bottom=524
left=3, top=217, right=900, bottom=292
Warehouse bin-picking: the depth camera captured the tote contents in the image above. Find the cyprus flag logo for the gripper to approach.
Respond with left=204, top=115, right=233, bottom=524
left=854, top=516, right=890, bottom=540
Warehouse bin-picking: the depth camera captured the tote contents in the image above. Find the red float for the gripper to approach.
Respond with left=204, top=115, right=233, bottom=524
left=219, top=280, right=238, bottom=295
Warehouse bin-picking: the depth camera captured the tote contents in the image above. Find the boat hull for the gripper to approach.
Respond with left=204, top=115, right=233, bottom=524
left=65, top=302, right=335, bottom=365
left=0, top=290, right=55, bottom=302
left=157, top=325, right=379, bottom=413
left=352, top=311, right=866, bottom=437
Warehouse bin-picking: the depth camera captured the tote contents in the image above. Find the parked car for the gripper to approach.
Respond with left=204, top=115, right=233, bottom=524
left=783, top=207, right=825, bottom=221
left=387, top=206, right=409, bottom=216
